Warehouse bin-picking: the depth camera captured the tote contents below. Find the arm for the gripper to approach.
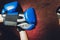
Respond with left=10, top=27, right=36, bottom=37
left=19, top=31, right=28, bottom=40
left=0, top=14, right=3, bottom=22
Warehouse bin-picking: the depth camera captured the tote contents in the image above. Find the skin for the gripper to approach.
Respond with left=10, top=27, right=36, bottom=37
left=0, top=0, right=60, bottom=40
left=19, top=31, right=28, bottom=40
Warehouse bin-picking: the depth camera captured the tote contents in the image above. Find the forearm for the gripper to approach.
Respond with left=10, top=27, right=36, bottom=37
left=0, top=14, right=3, bottom=22
left=19, top=31, right=28, bottom=40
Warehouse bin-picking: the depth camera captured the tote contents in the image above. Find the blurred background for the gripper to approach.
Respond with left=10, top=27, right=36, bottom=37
left=0, top=0, right=60, bottom=40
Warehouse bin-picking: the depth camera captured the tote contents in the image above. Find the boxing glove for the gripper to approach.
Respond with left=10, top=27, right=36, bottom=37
left=17, top=8, right=36, bottom=30
left=1, top=1, right=36, bottom=30
left=1, top=1, right=22, bottom=26
left=57, top=7, right=60, bottom=19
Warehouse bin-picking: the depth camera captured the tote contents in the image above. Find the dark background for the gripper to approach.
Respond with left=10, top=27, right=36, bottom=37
left=0, top=0, right=60, bottom=40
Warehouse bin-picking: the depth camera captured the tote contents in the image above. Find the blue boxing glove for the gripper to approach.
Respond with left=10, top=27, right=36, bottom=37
left=1, top=1, right=22, bottom=26
left=17, top=8, right=36, bottom=30
left=1, top=1, right=36, bottom=30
